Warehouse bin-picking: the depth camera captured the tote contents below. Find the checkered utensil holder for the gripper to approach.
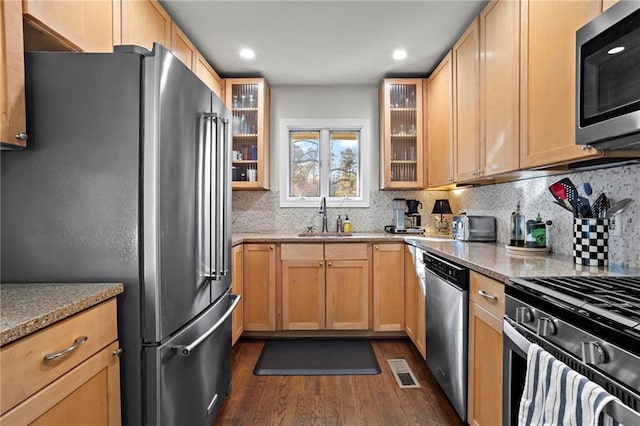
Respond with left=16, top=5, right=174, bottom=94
left=573, top=218, right=609, bottom=266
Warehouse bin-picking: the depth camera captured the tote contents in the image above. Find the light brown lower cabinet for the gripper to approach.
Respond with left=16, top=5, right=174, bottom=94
left=280, top=243, right=370, bottom=331
left=467, top=271, right=505, bottom=426
left=231, top=244, right=244, bottom=344
left=243, top=243, right=276, bottom=331
left=372, top=243, right=405, bottom=331
left=404, top=245, right=426, bottom=358
left=0, top=299, right=121, bottom=425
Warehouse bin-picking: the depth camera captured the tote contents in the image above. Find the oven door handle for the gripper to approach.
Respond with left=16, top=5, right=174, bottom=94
left=504, top=319, right=531, bottom=354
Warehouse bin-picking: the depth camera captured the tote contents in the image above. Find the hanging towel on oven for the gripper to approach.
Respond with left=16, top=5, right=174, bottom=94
left=518, top=343, right=621, bottom=426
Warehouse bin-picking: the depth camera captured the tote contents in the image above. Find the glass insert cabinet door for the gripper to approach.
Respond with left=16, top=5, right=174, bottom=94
left=225, top=78, right=270, bottom=190
left=379, top=78, right=425, bottom=189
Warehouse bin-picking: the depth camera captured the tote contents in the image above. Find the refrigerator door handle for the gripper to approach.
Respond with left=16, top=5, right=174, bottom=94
left=171, top=294, right=241, bottom=356
left=197, top=113, right=214, bottom=281
left=220, top=117, right=230, bottom=276
left=213, top=116, right=225, bottom=279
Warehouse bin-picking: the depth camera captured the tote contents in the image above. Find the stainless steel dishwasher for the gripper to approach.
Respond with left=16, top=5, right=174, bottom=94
left=423, top=251, right=469, bottom=422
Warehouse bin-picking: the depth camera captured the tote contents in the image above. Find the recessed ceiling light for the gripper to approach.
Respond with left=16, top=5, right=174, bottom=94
left=393, top=49, right=407, bottom=61
left=607, top=46, right=625, bottom=55
left=240, top=48, right=255, bottom=59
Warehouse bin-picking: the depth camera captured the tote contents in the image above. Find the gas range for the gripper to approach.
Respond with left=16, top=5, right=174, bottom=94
left=507, top=276, right=640, bottom=355
left=503, top=275, right=640, bottom=424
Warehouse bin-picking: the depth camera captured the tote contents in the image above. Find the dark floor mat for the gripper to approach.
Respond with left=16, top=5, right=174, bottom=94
left=253, top=339, right=381, bottom=376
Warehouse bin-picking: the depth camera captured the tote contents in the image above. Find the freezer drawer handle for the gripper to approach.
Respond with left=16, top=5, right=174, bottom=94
left=44, top=336, right=88, bottom=361
left=171, top=294, right=241, bottom=356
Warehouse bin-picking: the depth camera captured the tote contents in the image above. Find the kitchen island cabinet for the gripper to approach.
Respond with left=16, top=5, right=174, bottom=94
left=372, top=243, right=405, bottom=331
left=467, top=271, right=504, bottom=426
left=0, top=286, right=122, bottom=425
left=426, top=52, right=455, bottom=188
left=379, top=78, right=426, bottom=189
left=243, top=244, right=277, bottom=331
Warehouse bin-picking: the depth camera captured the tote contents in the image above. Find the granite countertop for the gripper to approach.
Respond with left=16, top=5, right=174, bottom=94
left=231, top=232, right=639, bottom=283
left=0, top=283, right=123, bottom=347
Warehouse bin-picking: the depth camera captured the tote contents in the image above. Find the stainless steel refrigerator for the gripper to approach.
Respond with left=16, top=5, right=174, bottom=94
left=1, top=44, right=238, bottom=426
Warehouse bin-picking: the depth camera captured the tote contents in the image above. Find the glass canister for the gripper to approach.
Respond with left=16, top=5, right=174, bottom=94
left=510, top=202, right=525, bottom=247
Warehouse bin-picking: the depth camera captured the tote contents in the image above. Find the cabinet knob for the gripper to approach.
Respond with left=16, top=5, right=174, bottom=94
left=375, top=245, right=379, bottom=250
left=328, top=262, right=332, bottom=267
left=112, top=348, right=123, bottom=358
left=269, top=245, right=274, bottom=250
left=319, top=262, right=323, bottom=267
left=471, top=171, right=478, bottom=176
left=15, top=133, right=28, bottom=141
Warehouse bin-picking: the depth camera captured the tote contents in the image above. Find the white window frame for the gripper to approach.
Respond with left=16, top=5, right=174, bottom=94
left=279, top=118, right=370, bottom=208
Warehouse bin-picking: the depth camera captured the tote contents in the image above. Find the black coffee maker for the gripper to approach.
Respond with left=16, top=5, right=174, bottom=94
left=405, top=199, right=422, bottom=228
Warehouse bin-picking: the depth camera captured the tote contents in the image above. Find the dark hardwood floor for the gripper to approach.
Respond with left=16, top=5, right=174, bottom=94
left=214, top=339, right=463, bottom=426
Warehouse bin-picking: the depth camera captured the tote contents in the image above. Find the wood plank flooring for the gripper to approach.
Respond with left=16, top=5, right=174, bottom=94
left=214, top=339, right=462, bottom=426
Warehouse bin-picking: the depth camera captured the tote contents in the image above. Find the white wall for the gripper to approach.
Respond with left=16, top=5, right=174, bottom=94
left=268, top=85, right=380, bottom=189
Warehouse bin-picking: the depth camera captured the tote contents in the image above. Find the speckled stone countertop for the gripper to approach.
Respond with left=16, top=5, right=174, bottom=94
left=231, top=232, right=639, bottom=283
left=0, top=283, right=123, bottom=347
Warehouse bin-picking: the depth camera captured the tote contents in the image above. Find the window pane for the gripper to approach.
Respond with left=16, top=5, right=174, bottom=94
left=290, top=131, right=320, bottom=197
left=329, top=131, right=359, bottom=197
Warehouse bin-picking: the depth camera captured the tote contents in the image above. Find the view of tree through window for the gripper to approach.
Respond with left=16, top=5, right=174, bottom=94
left=330, top=131, right=359, bottom=197
left=290, top=131, right=320, bottom=197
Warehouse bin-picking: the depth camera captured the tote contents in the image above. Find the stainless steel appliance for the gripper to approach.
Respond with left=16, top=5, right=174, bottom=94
left=452, top=214, right=497, bottom=241
left=503, top=276, right=640, bottom=426
left=0, top=44, right=238, bottom=426
left=423, top=251, right=469, bottom=421
left=576, top=1, right=640, bottom=150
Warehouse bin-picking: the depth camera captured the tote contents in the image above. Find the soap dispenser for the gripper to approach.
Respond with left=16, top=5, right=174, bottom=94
left=343, top=215, right=352, bottom=233
left=510, top=202, right=525, bottom=247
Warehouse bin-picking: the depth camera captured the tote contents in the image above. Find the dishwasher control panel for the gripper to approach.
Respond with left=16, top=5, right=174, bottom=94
left=422, top=251, right=469, bottom=290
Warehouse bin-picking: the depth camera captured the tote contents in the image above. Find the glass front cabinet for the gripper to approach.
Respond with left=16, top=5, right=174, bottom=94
left=225, top=78, right=270, bottom=190
left=379, top=78, right=425, bottom=189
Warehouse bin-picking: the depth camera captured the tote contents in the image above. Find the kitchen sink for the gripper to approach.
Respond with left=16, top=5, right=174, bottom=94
left=297, top=232, right=353, bottom=237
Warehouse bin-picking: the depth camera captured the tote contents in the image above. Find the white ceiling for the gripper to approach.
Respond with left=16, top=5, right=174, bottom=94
left=160, top=0, right=488, bottom=85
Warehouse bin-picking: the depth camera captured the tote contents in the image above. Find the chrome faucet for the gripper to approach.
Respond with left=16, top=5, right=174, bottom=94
left=319, top=196, right=328, bottom=233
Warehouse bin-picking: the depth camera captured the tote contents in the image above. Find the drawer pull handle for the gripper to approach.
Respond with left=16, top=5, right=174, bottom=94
left=44, top=336, right=88, bottom=361
left=478, top=289, right=497, bottom=301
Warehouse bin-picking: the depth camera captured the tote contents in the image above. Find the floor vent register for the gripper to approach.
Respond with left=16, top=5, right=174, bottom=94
left=387, top=359, right=420, bottom=388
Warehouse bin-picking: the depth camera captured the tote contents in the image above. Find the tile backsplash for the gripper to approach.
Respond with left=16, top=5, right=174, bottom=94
left=233, top=163, right=639, bottom=269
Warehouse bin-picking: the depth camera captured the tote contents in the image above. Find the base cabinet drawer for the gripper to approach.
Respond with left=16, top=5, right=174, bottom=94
left=1, top=299, right=117, bottom=415
left=0, top=341, right=121, bottom=426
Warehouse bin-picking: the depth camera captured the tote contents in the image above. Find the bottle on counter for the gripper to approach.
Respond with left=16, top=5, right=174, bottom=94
left=343, top=215, right=352, bottom=233
left=336, top=215, right=343, bottom=233
left=510, top=201, right=525, bottom=247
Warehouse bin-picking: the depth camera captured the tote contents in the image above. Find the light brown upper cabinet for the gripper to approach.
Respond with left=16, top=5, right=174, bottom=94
left=520, top=0, right=619, bottom=168
left=427, top=52, right=455, bottom=188
left=480, top=0, right=520, bottom=177
left=379, top=79, right=425, bottom=189
left=453, top=18, right=481, bottom=183
left=226, top=78, right=271, bottom=190
left=22, top=0, right=119, bottom=52
left=170, top=21, right=196, bottom=70
left=121, top=0, right=171, bottom=51
left=0, top=0, right=26, bottom=148
left=194, top=52, right=224, bottom=100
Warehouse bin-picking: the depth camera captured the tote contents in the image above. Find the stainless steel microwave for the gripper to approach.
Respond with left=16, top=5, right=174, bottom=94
left=576, top=1, right=640, bottom=150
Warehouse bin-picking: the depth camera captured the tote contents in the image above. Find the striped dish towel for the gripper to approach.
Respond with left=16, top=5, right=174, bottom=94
left=518, top=343, right=622, bottom=426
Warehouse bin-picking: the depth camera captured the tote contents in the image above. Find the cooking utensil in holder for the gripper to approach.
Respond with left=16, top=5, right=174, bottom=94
left=573, top=218, right=609, bottom=266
